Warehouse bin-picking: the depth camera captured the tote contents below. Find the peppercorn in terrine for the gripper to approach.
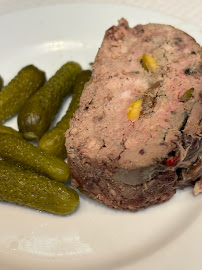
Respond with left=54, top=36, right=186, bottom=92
left=65, top=19, right=202, bottom=211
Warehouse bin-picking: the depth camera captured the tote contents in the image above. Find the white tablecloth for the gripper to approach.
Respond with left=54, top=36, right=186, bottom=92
left=0, top=0, right=201, bottom=27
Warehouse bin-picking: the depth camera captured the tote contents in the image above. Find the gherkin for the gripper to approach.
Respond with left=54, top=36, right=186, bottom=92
left=0, top=133, right=70, bottom=183
left=18, top=61, right=82, bottom=141
left=39, top=70, right=92, bottom=158
left=0, top=160, right=79, bottom=215
left=0, top=76, right=3, bottom=90
left=0, top=125, right=23, bottom=138
left=0, top=65, right=46, bottom=123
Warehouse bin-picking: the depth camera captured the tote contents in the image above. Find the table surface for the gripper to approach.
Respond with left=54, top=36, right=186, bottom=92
left=0, top=0, right=201, bottom=27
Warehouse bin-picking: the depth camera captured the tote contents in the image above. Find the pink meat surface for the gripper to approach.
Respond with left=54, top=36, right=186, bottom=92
left=66, top=19, right=202, bottom=211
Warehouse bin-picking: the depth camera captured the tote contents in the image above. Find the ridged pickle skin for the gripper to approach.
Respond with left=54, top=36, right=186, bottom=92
left=0, top=133, right=70, bottom=183
left=0, top=76, right=3, bottom=90
left=0, top=65, right=46, bottom=123
left=39, top=70, right=92, bottom=158
left=18, top=61, right=82, bottom=141
left=0, top=125, right=23, bottom=138
left=0, top=160, right=79, bottom=215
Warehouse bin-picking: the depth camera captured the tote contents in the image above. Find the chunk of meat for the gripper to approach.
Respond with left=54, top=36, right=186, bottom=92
left=66, top=19, right=202, bottom=211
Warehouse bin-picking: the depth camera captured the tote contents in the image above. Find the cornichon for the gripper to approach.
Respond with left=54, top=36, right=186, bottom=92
left=0, top=133, right=70, bottom=183
left=39, top=70, right=92, bottom=158
left=0, top=125, right=23, bottom=138
left=0, top=76, right=3, bottom=90
left=0, top=160, right=79, bottom=215
left=18, top=61, right=82, bottom=141
left=0, top=65, right=46, bottom=124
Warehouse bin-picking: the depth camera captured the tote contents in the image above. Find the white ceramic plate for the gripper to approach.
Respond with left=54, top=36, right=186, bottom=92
left=0, top=3, right=201, bottom=270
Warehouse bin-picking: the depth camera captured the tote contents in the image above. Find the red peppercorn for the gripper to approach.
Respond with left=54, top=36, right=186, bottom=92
left=164, top=156, right=179, bottom=166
